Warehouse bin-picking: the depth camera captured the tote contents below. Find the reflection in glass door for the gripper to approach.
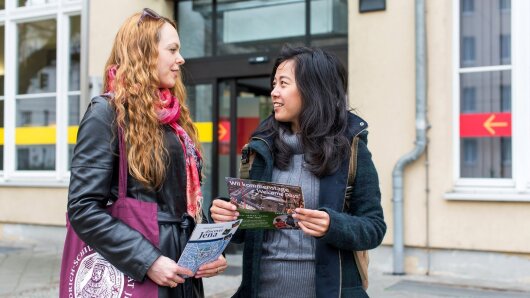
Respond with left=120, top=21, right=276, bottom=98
left=187, top=78, right=271, bottom=213
left=187, top=84, right=214, bottom=214
left=218, top=77, right=272, bottom=198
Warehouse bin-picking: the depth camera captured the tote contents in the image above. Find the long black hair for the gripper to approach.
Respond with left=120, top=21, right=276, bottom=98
left=253, top=45, right=351, bottom=177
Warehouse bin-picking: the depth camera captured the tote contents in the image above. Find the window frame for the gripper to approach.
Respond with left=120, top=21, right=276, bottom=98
left=0, top=0, right=82, bottom=186
left=448, top=0, right=530, bottom=201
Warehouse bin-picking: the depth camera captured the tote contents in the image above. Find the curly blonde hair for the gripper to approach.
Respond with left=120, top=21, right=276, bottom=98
left=103, top=12, right=201, bottom=189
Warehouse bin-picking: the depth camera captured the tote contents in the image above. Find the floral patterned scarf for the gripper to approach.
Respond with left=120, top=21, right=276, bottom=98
left=106, top=65, right=203, bottom=221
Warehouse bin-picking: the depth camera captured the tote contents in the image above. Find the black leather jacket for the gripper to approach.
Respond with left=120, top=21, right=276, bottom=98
left=68, top=96, right=203, bottom=297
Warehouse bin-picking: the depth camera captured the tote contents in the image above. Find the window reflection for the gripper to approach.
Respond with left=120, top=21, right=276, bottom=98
left=17, top=145, right=55, bottom=170
left=0, top=100, right=3, bottom=171
left=179, top=0, right=347, bottom=58
left=186, top=84, right=213, bottom=212
left=18, top=0, right=57, bottom=7
left=460, top=0, right=511, bottom=67
left=18, top=19, right=57, bottom=94
left=69, top=15, right=81, bottom=91
left=0, top=26, right=4, bottom=171
left=0, top=26, right=5, bottom=95
left=16, top=97, right=56, bottom=171
left=68, top=15, right=81, bottom=169
left=179, top=0, right=213, bottom=59
left=310, top=0, right=349, bottom=60
left=459, top=71, right=512, bottom=178
left=217, top=0, right=306, bottom=55
left=459, top=0, right=512, bottom=179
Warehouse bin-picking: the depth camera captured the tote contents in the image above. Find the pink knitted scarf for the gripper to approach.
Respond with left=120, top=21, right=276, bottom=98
left=106, top=65, right=203, bottom=221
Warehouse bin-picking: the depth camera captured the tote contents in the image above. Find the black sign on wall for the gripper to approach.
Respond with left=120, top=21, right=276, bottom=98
left=359, top=0, right=386, bottom=13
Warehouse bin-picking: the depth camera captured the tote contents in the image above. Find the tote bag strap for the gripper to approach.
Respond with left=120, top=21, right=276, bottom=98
left=118, top=126, right=128, bottom=200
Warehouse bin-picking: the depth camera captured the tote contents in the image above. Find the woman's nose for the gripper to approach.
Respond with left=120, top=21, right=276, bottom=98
left=271, top=86, right=279, bottom=97
left=176, top=53, right=185, bottom=65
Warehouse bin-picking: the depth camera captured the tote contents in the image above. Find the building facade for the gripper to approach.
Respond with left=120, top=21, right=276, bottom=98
left=0, top=0, right=529, bottom=283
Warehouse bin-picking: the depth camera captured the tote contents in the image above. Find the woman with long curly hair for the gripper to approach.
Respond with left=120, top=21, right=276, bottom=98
left=210, top=46, right=386, bottom=298
left=67, top=8, right=225, bottom=297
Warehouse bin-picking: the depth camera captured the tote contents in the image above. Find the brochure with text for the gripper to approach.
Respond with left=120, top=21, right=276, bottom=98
left=225, top=177, right=304, bottom=229
left=176, top=219, right=242, bottom=277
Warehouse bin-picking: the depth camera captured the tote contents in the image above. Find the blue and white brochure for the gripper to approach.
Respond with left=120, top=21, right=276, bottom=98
left=177, top=219, right=242, bottom=277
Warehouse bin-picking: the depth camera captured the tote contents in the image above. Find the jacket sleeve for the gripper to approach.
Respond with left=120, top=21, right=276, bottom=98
left=67, top=97, right=161, bottom=281
left=319, top=135, right=386, bottom=251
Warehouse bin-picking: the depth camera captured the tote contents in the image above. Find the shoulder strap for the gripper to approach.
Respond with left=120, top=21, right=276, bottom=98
left=344, top=136, right=360, bottom=210
left=346, top=135, right=370, bottom=290
left=118, top=126, right=128, bottom=201
left=348, top=136, right=360, bottom=186
left=239, top=144, right=255, bottom=179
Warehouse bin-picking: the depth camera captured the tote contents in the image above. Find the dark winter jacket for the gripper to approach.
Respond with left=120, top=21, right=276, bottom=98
left=67, top=96, right=203, bottom=298
left=231, top=113, right=386, bottom=298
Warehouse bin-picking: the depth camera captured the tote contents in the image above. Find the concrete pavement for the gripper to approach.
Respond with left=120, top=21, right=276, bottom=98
left=1, top=225, right=529, bottom=297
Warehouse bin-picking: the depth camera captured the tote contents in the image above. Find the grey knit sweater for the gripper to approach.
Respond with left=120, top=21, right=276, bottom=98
left=258, top=130, right=319, bottom=298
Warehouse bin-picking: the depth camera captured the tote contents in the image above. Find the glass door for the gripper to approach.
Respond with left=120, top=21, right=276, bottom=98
left=187, top=77, right=271, bottom=216
left=217, top=77, right=272, bottom=198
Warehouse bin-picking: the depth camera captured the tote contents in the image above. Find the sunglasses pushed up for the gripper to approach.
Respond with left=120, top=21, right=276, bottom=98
left=137, top=8, right=162, bottom=26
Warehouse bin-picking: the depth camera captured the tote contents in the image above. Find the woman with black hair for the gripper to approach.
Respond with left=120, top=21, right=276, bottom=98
left=210, top=46, right=386, bottom=298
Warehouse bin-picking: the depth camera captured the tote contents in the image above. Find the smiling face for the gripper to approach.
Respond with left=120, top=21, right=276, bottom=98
left=157, top=22, right=185, bottom=89
left=271, top=60, right=303, bottom=133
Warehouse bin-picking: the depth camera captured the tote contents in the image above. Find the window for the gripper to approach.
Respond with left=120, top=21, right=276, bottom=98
left=457, top=0, right=512, bottom=179
left=178, top=0, right=348, bottom=58
left=18, top=0, right=57, bottom=7
left=462, top=139, right=477, bottom=165
left=500, top=34, right=511, bottom=63
left=461, top=87, right=476, bottom=112
left=453, top=0, right=530, bottom=199
left=0, top=25, right=4, bottom=171
left=0, top=0, right=82, bottom=184
left=500, top=0, right=511, bottom=10
left=462, top=0, right=474, bottom=13
left=16, top=19, right=58, bottom=171
left=461, top=36, right=476, bottom=66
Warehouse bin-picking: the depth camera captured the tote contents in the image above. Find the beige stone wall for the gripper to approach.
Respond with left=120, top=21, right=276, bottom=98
left=89, top=0, right=174, bottom=77
left=0, top=188, right=67, bottom=226
left=348, top=0, right=530, bottom=256
left=348, top=0, right=416, bottom=246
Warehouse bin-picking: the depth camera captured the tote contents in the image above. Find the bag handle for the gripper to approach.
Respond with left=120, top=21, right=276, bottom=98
left=118, top=126, right=128, bottom=200
left=346, top=135, right=370, bottom=290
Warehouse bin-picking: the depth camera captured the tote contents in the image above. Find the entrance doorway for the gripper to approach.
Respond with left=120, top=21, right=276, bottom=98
left=186, top=76, right=273, bottom=211
left=216, top=77, right=272, bottom=199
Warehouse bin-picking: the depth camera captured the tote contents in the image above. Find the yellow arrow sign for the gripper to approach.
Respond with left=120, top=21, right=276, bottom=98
left=483, top=114, right=508, bottom=135
left=218, top=122, right=229, bottom=141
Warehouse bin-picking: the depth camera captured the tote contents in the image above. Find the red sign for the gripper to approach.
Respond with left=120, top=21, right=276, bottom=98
left=218, top=120, right=230, bottom=142
left=237, top=117, right=261, bottom=153
left=460, top=112, right=511, bottom=137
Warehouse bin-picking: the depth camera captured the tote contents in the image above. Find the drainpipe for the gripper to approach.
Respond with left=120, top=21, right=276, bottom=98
left=392, top=0, right=428, bottom=275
